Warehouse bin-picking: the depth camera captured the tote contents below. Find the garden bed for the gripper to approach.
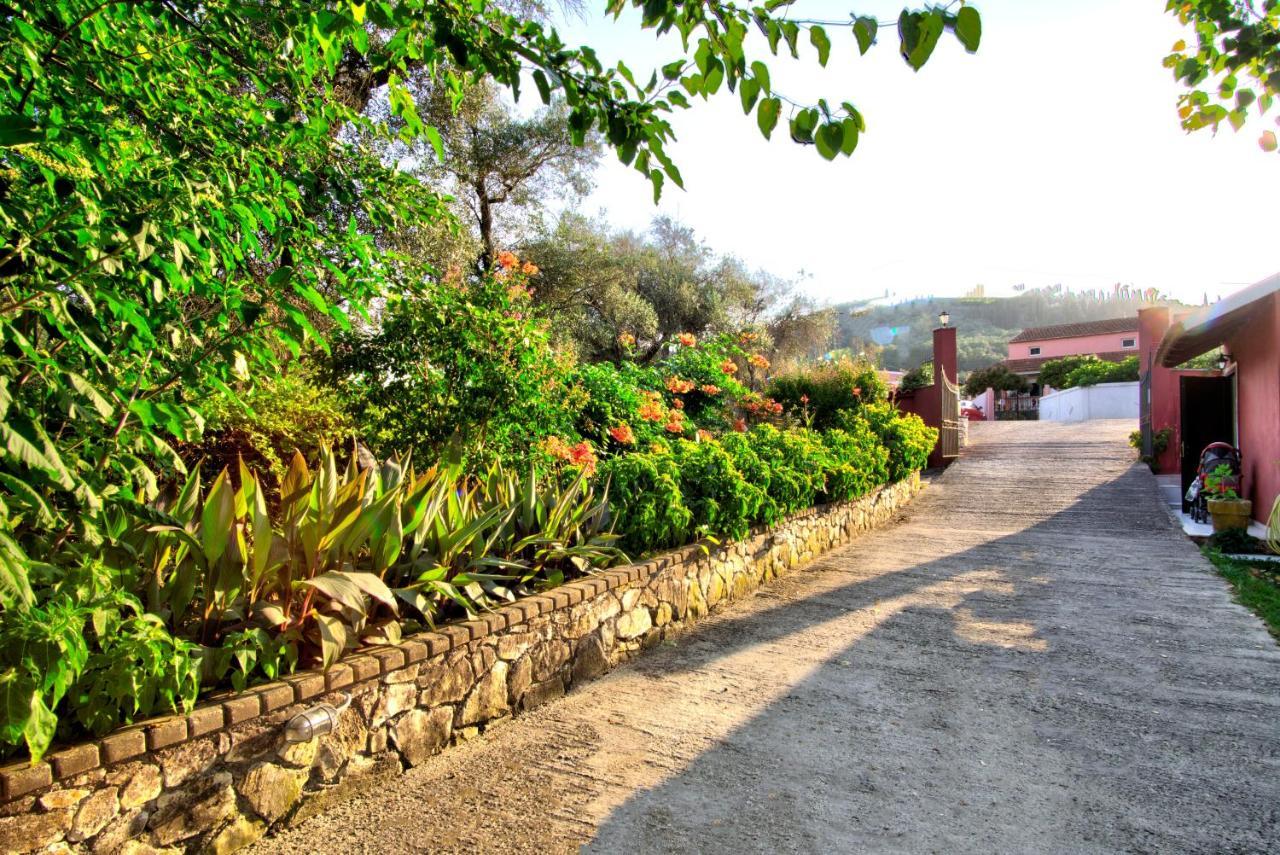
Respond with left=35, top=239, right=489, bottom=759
left=0, top=474, right=920, bottom=853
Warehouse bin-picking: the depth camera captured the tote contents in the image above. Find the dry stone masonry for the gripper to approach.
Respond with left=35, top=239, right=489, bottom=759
left=0, top=475, right=920, bottom=854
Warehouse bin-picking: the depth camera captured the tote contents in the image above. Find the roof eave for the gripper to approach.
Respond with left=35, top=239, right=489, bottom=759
left=1157, top=273, right=1280, bottom=367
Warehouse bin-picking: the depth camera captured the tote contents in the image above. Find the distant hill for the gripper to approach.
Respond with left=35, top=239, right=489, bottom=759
left=830, top=286, right=1195, bottom=374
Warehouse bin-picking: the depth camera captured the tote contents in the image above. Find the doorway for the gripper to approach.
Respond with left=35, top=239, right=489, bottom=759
left=1179, top=376, right=1235, bottom=511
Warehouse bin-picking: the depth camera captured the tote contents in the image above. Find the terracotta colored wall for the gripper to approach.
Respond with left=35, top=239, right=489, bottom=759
left=1008, top=331, right=1139, bottom=360
left=1139, top=308, right=1181, bottom=474
left=1225, top=294, right=1280, bottom=523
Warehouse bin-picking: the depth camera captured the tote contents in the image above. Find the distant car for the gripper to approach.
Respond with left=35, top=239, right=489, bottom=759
left=959, top=399, right=985, bottom=421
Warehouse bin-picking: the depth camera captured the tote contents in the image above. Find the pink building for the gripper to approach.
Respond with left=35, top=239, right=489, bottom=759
left=1004, top=317, right=1141, bottom=382
left=1142, top=274, right=1280, bottom=524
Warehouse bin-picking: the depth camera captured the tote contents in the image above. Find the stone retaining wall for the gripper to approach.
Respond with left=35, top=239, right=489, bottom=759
left=0, top=474, right=921, bottom=854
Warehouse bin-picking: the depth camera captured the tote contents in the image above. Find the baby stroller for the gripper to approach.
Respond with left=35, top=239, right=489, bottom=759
left=1185, top=442, right=1242, bottom=523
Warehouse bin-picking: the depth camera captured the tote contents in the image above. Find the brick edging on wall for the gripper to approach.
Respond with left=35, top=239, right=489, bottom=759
left=0, top=473, right=922, bottom=853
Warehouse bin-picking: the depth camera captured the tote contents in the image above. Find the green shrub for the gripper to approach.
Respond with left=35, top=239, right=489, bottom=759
left=962, top=363, right=1027, bottom=398
left=598, top=452, right=692, bottom=553
left=1059, top=356, right=1139, bottom=389
left=0, top=572, right=201, bottom=760
left=856, top=403, right=937, bottom=481
left=820, top=417, right=890, bottom=502
left=717, top=432, right=780, bottom=525
left=1036, top=355, right=1093, bottom=391
left=767, top=358, right=886, bottom=429
left=671, top=439, right=760, bottom=540
left=897, top=361, right=933, bottom=393
left=571, top=361, right=664, bottom=447
left=327, top=279, right=577, bottom=467
left=745, top=424, right=832, bottom=515
left=199, top=361, right=353, bottom=487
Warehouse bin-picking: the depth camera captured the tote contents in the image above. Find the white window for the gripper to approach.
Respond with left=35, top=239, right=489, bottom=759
left=1122, top=338, right=1136, bottom=348
left=1029, top=346, right=1041, bottom=355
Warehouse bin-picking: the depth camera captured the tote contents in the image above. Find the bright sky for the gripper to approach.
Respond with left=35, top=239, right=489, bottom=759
left=549, top=0, right=1280, bottom=307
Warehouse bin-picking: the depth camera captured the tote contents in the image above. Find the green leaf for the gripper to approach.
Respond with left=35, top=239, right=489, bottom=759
left=839, top=117, right=860, bottom=155
left=757, top=98, right=781, bottom=139
left=201, top=469, right=235, bottom=566
left=649, top=169, right=664, bottom=203
left=815, top=123, right=844, bottom=160
left=750, top=61, right=771, bottom=94
left=0, top=115, right=42, bottom=147
left=315, top=613, right=349, bottom=668
left=739, top=78, right=760, bottom=114
left=0, top=473, right=58, bottom=527
left=853, top=17, right=878, bottom=55
left=790, top=108, right=819, bottom=144
left=954, top=6, right=982, bottom=53
left=68, top=372, right=114, bottom=420
left=809, top=26, right=831, bottom=67
left=24, top=692, right=58, bottom=762
left=899, top=9, right=945, bottom=71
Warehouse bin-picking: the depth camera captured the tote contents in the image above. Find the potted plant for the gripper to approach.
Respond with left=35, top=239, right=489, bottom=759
left=1205, top=463, right=1252, bottom=532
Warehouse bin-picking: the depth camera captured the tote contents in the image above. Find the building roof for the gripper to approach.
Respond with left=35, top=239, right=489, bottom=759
left=1157, top=272, right=1280, bottom=367
left=1008, top=317, right=1139, bottom=344
left=1003, top=350, right=1134, bottom=376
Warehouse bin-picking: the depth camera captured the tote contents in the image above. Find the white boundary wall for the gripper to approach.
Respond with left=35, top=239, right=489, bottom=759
left=1039, top=381, right=1139, bottom=422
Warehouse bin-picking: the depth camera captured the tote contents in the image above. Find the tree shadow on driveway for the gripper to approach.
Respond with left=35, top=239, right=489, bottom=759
left=583, top=470, right=1280, bottom=854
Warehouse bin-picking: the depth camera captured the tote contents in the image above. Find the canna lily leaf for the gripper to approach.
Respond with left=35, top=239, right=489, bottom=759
left=315, top=613, right=349, bottom=669
left=333, top=571, right=399, bottom=613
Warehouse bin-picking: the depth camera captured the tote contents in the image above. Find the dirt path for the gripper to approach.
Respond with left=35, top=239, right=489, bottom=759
left=252, top=421, right=1280, bottom=854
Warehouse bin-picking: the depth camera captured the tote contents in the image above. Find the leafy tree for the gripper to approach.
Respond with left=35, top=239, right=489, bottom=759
left=1059, top=356, right=1139, bottom=388
left=525, top=213, right=831, bottom=363
left=1165, top=1, right=1280, bottom=153
left=962, top=363, right=1028, bottom=398
left=402, top=78, right=602, bottom=269
left=898, top=361, right=934, bottom=392
left=1036, top=355, right=1093, bottom=390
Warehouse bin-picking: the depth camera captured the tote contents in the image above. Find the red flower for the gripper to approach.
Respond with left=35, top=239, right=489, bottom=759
left=665, top=376, right=695, bottom=394
left=720, top=359, right=739, bottom=375
left=748, top=353, right=770, bottom=371
left=852, top=386, right=862, bottom=397
left=671, top=398, right=684, bottom=410
left=496, top=250, right=519, bottom=269
left=678, top=332, right=697, bottom=347
left=700, top=384, right=720, bottom=395
left=733, top=418, right=747, bottom=432
left=608, top=424, right=635, bottom=445
left=800, top=394, right=810, bottom=405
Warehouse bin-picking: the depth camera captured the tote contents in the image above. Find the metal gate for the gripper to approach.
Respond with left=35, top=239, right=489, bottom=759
left=939, top=370, right=961, bottom=459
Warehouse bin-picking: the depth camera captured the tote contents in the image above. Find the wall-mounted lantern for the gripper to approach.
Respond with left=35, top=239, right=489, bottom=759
left=284, top=694, right=351, bottom=743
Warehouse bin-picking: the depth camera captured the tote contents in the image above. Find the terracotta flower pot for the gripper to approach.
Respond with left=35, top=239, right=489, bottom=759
left=1207, top=497, right=1253, bottom=533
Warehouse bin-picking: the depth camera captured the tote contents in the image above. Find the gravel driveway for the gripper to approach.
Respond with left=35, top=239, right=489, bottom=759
left=252, top=420, right=1280, bottom=854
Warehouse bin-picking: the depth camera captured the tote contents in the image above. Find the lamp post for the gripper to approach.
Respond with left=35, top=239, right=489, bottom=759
left=938, top=310, right=950, bottom=328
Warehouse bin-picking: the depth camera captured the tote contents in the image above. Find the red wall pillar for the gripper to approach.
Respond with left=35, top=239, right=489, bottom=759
left=1137, top=307, right=1181, bottom=474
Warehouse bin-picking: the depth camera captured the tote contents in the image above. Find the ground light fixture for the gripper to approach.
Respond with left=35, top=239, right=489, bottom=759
left=938, top=310, right=950, bottom=328
left=284, top=693, right=352, bottom=743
